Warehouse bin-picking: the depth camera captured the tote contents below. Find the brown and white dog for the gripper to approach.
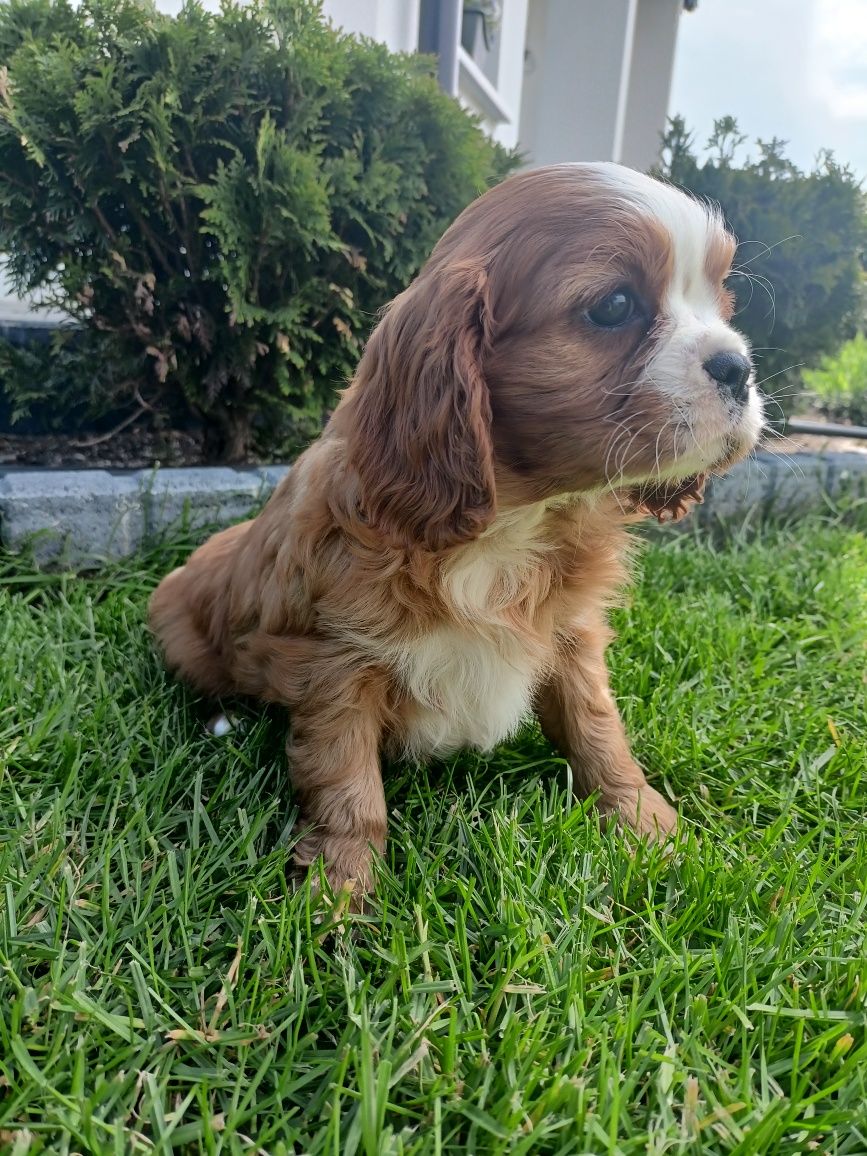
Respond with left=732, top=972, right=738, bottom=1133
left=150, top=163, right=763, bottom=900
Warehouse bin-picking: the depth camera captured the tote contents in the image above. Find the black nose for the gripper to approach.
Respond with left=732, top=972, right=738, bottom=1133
left=703, top=351, right=752, bottom=402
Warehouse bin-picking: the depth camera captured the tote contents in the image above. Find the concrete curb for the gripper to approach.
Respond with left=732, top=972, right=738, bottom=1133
left=692, top=449, right=867, bottom=526
left=0, top=464, right=290, bottom=562
left=1, top=449, right=865, bottom=563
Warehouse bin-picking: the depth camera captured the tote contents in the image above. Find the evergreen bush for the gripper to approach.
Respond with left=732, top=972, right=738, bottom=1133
left=0, top=0, right=513, bottom=459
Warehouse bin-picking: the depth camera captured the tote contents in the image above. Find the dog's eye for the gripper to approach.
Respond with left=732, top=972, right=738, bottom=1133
left=585, top=288, right=639, bottom=328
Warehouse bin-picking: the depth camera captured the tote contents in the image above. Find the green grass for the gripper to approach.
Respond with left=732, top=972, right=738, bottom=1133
left=1, top=516, right=866, bottom=1155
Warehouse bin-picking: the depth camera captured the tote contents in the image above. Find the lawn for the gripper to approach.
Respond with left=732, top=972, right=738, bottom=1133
left=1, top=515, right=866, bottom=1155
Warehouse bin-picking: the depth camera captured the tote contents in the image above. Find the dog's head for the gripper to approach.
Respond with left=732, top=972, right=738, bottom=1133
left=340, top=162, right=763, bottom=549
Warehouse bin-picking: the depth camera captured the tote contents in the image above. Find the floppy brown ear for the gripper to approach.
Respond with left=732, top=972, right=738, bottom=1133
left=343, top=264, right=496, bottom=552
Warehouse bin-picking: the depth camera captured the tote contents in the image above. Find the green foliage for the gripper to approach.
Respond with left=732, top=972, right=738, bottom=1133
left=0, top=0, right=514, bottom=459
left=656, top=116, right=867, bottom=420
left=0, top=328, right=134, bottom=431
left=802, top=332, right=867, bottom=425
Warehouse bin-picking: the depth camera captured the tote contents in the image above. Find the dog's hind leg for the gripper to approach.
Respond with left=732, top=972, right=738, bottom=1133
left=148, top=521, right=253, bottom=699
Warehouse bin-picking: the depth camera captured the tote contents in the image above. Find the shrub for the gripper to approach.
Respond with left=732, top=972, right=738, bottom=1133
left=0, top=0, right=514, bottom=459
left=802, top=333, right=867, bottom=426
left=655, top=117, right=867, bottom=420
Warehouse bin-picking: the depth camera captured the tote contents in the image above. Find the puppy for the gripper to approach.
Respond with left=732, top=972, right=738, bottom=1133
left=150, top=163, right=763, bottom=899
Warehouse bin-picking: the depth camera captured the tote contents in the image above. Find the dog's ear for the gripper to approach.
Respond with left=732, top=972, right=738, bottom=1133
left=345, top=264, right=496, bottom=552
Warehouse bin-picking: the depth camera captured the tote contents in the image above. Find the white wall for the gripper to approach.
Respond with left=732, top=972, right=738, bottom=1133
left=157, top=0, right=422, bottom=50
left=621, top=0, right=682, bottom=171
left=495, top=0, right=531, bottom=145
left=519, top=0, right=635, bottom=166
left=321, top=0, right=531, bottom=150
left=321, top=0, right=420, bottom=53
left=519, top=0, right=682, bottom=170
left=155, top=0, right=218, bottom=11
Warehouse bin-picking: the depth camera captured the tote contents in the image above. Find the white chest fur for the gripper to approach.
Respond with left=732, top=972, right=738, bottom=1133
left=395, top=507, right=554, bottom=757
left=397, top=623, right=545, bottom=755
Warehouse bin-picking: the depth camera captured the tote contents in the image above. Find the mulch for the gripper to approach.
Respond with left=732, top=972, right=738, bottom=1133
left=0, top=425, right=209, bottom=469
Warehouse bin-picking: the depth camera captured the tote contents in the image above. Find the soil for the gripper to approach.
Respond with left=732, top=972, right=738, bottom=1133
left=0, top=425, right=210, bottom=469
left=0, top=415, right=864, bottom=471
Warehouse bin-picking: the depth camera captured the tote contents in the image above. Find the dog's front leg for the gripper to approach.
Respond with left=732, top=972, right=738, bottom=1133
left=288, top=669, right=389, bottom=906
left=536, top=617, right=678, bottom=842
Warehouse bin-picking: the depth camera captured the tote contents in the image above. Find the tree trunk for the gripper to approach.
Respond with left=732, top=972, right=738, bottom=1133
left=204, top=407, right=252, bottom=463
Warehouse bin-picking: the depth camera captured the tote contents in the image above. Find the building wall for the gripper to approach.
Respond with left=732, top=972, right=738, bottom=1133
left=620, top=0, right=682, bottom=171
left=323, top=0, right=530, bottom=150
left=320, top=0, right=420, bottom=54
left=518, top=0, right=682, bottom=169
left=266, top=0, right=684, bottom=169
left=456, top=0, right=529, bottom=148
left=519, top=0, right=635, bottom=166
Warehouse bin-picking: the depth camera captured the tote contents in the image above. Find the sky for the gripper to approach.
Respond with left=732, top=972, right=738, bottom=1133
left=669, top=0, right=867, bottom=179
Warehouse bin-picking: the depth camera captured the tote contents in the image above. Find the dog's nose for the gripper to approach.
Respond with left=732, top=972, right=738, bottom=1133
left=703, top=351, right=752, bottom=403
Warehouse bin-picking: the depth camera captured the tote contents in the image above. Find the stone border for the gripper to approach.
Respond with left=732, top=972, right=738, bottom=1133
left=0, top=465, right=289, bottom=563
left=1, top=449, right=865, bottom=564
left=688, top=446, right=864, bottom=529
left=691, top=448, right=867, bottom=527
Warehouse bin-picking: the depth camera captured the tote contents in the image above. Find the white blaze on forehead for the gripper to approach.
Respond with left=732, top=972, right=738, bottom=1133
left=584, top=161, right=725, bottom=317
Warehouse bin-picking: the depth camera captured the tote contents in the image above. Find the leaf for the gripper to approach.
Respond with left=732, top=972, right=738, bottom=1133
left=809, top=745, right=838, bottom=774
left=454, top=1103, right=512, bottom=1139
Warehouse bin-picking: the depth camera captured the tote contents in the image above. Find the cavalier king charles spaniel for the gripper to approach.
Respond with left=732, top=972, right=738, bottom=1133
left=150, top=163, right=763, bottom=901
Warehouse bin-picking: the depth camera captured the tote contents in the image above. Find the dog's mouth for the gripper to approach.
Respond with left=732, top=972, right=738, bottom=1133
left=631, top=473, right=707, bottom=523
left=630, top=421, right=758, bottom=522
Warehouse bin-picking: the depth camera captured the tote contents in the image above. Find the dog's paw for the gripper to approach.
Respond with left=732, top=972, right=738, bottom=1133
left=294, top=833, right=376, bottom=913
left=605, top=784, right=679, bottom=845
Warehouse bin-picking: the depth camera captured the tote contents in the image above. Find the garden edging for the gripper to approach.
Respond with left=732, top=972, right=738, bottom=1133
left=0, top=449, right=865, bottom=563
left=0, top=464, right=290, bottom=562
